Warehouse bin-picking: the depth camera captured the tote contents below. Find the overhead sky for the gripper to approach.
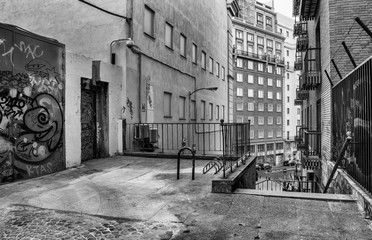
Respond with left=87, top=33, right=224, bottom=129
left=273, top=0, right=294, bottom=18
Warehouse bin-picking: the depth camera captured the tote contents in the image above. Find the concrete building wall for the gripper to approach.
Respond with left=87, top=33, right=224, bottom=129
left=127, top=0, right=229, bottom=124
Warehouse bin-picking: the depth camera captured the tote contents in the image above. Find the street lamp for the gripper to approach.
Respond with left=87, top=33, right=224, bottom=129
left=188, top=87, right=218, bottom=121
left=110, top=38, right=135, bottom=64
left=189, top=87, right=218, bottom=97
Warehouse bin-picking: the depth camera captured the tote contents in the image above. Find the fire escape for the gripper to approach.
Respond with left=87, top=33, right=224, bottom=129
left=293, top=0, right=322, bottom=171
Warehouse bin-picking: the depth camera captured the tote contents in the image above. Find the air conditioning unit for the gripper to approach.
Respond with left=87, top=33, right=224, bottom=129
left=149, top=128, right=158, bottom=143
left=134, top=124, right=149, bottom=139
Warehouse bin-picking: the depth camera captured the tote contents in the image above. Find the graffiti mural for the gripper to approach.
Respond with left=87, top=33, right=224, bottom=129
left=0, top=23, right=65, bottom=182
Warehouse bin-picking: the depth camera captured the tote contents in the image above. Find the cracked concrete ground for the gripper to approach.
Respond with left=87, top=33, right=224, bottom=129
left=0, top=156, right=371, bottom=239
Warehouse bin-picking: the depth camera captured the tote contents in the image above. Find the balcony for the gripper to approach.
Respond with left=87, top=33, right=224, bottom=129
left=235, top=50, right=267, bottom=62
left=296, top=88, right=309, bottom=100
left=300, top=48, right=322, bottom=90
left=296, top=35, right=308, bottom=52
left=300, top=0, right=320, bottom=21
left=267, top=55, right=285, bottom=65
left=294, top=21, right=308, bottom=37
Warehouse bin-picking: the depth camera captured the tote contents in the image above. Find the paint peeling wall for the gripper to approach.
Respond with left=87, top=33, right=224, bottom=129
left=0, top=23, right=65, bottom=180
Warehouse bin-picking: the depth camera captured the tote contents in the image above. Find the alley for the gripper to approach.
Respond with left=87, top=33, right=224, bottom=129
left=0, top=156, right=371, bottom=240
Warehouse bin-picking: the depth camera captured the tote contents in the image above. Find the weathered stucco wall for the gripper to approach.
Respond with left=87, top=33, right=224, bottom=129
left=0, top=0, right=129, bottom=174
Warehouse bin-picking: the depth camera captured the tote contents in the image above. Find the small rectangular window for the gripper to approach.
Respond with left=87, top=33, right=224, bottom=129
left=258, top=76, right=264, bottom=85
left=268, top=117, right=273, bottom=125
left=268, top=130, right=273, bottom=138
left=248, top=89, right=254, bottom=97
left=277, top=130, right=282, bottom=137
left=236, top=58, right=243, bottom=68
left=276, top=92, right=281, bottom=100
left=144, top=6, right=155, bottom=37
left=268, top=91, right=273, bottom=99
left=258, top=129, right=264, bottom=138
left=216, top=62, right=220, bottom=77
left=277, top=104, right=282, bottom=112
left=237, top=101, right=243, bottom=111
left=277, top=79, right=281, bottom=87
left=237, top=88, right=243, bottom=97
left=216, top=105, right=219, bottom=120
left=276, top=117, right=282, bottom=124
left=163, top=92, right=172, bottom=117
left=258, top=117, right=264, bottom=125
left=247, top=60, right=254, bottom=69
left=258, top=63, right=264, bottom=71
left=222, top=105, right=225, bottom=119
left=180, top=34, right=186, bottom=57
left=209, top=57, right=214, bottom=73
left=201, top=100, right=206, bottom=119
left=192, top=44, right=197, bottom=63
left=268, top=78, right=273, bottom=86
left=165, top=22, right=173, bottom=48
left=258, top=103, right=264, bottom=111
left=247, top=33, right=254, bottom=42
left=222, top=66, right=225, bottom=81
left=201, top=51, right=206, bottom=69
left=248, top=102, right=254, bottom=111
left=248, top=75, right=254, bottom=83
left=237, top=116, right=244, bottom=123
left=190, top=100, right=196, bottom=120
left=268, top=104, right=273, bottom=112
left=237, top=73, right=243, bottom=82
left=258, top=90, right=264, bottom=98
left=209, top=103, right=213, bottom=120
left=179, top=96, right=186, bottom=119
left=248, top=116, right=254, bottom=125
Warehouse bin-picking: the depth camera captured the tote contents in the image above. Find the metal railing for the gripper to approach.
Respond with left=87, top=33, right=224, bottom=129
left=332, top=57, right=372, bottom=195
left=256, top=179, right=317, bottom=192
left=235, top=50, right=285, bottom=65
left=125, top=122, right=250, bottom=159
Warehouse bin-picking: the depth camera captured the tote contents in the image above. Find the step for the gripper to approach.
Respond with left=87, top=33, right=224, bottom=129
left=234, top=188, right=356, bottom=202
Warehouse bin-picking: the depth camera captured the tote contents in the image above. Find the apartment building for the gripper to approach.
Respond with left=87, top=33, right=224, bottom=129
left=232, top=0, right=285, bottom=165
left=293, top=0, right=372, bottom=193
left=276, top=13, right=302, bottom=163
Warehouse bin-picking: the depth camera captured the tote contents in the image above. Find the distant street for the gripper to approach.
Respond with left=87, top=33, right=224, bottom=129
left=257, top=166, right=296, bottom=181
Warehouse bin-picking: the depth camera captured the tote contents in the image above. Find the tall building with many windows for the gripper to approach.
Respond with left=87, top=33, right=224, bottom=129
left=276, top=13, right=302, bottom=163
left=232, top=0, right=285, bottom=165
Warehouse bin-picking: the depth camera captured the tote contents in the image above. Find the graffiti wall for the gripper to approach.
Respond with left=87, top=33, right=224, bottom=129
left=0, top=23, right=65, bottom=182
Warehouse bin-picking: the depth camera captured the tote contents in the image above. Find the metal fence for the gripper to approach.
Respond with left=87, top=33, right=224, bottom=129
left=125, top=121, right=250, bottom=159
left=332, top=57, right=372, bottom=195
left=256, top=179, right=317, bottom=192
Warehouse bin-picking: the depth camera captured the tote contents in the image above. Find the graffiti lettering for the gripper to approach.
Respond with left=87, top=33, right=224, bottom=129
left=0, top=95, right=27, bottom=119
left=14, top=41, right=44, bottom=60
left=26, top=162, right=53, bottom=176
left=0, top=39, right=44, bottom=66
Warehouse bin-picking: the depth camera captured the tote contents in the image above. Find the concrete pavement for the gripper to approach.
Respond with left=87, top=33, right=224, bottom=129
left=0, top=155, right=371, bottom=239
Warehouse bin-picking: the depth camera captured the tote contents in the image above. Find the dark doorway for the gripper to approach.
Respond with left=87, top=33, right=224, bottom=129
left=81, top=78, right=109, bottom=161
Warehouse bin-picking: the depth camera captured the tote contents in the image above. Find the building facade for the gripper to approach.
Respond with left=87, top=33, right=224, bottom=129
left=232, top=0, right=285, bottom=165
left=293, top=0, right=372, bottom=190
left=276, top=13, right=302, bottom=164
left=0, top=0, right=235, bottom=181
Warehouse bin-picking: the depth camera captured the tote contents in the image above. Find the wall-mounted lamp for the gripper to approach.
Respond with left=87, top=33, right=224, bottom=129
left=110, top=38, right=135, bottom=64
left=189, top=86, right=218, bottom=96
